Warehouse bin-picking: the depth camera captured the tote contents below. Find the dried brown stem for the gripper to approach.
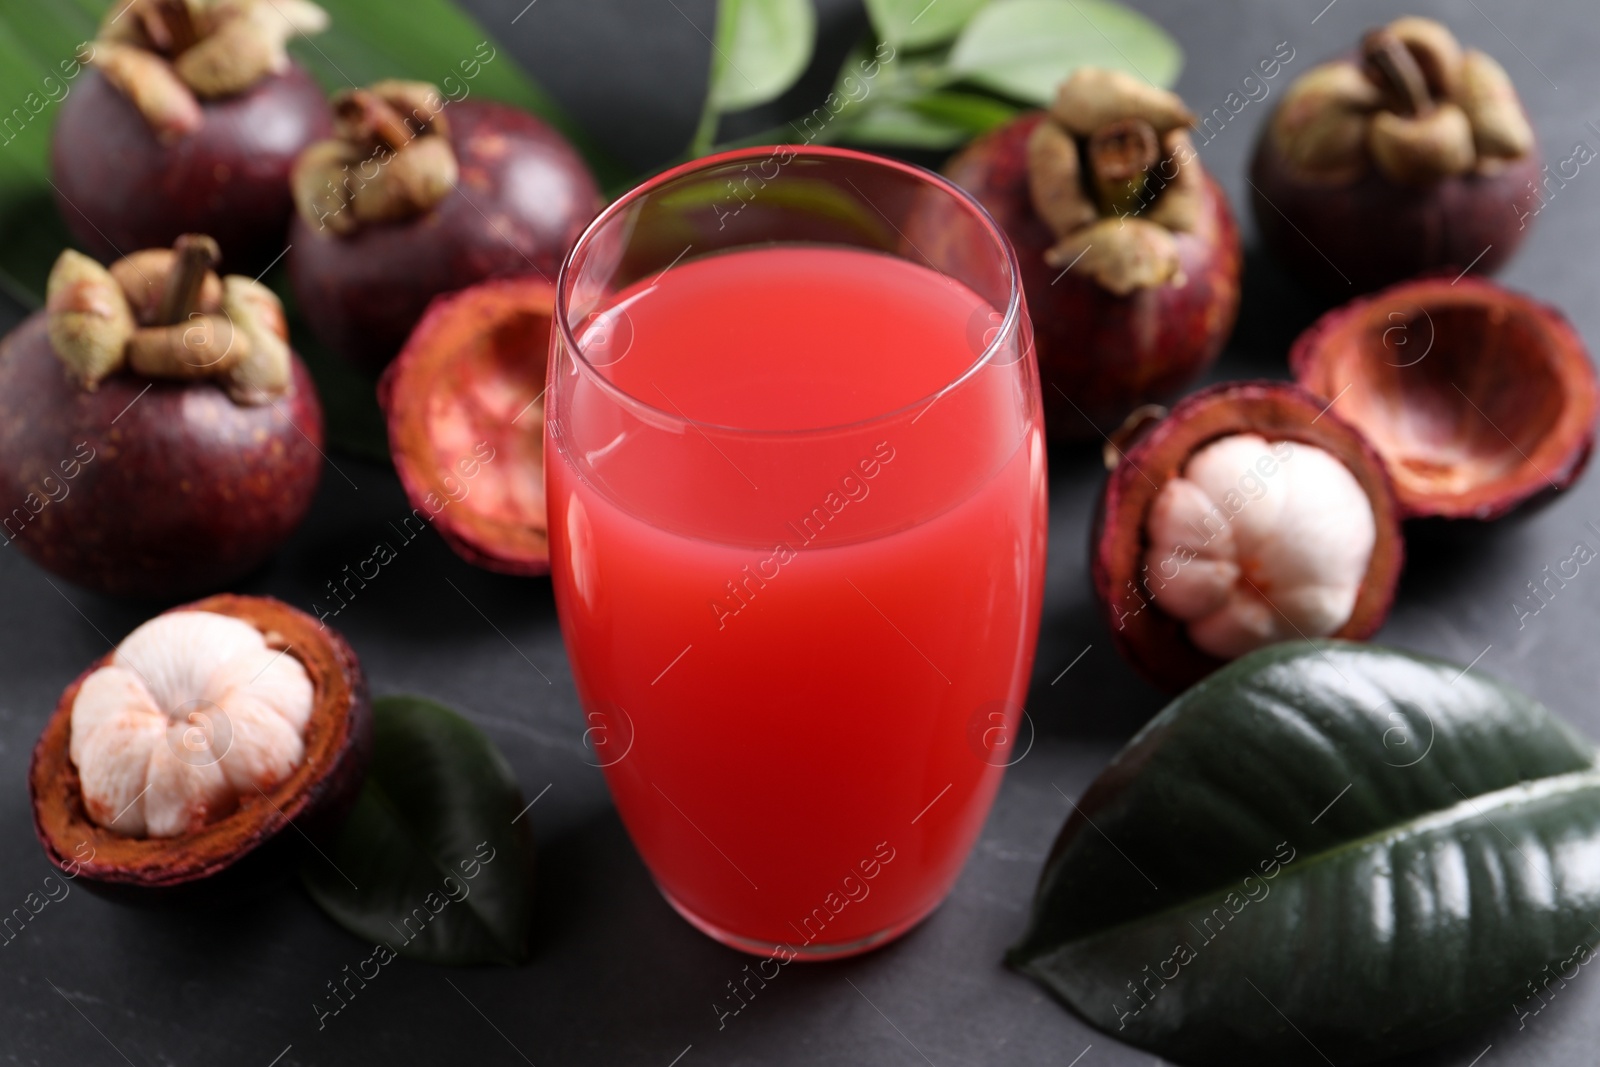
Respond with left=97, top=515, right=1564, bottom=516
left=1363, top=28, right=1432, bottom=117
left=157, top=234, right=221, bottom=326
left=335, top=90, right=416, bottom=152
left=136, top=0, right=199, bottom=56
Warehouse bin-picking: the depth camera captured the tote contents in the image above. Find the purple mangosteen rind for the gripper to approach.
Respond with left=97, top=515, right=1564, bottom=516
left=1249, top=132, right=1542, bottom=295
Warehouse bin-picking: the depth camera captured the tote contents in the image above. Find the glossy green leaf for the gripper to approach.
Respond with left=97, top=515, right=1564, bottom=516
left=303, top=695, right=537, bottom=966
left=810, top=39, right=958, bottom=150
left=864, top=0, right=988, bottom=50
left=708, top=0, right=817, bottom=113
left=947, top=0, right=1180, bottom=104
left=1010, top=642, right=1600, bottom=1066
left=820, top=44, right=1016, bottom=148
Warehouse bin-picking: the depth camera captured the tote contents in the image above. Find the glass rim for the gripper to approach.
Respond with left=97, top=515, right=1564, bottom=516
left=553, top=144, right=1024, bottom=439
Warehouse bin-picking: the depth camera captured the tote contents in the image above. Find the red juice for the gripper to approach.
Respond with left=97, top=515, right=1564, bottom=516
left=547, top=244, right=1046, bottom=957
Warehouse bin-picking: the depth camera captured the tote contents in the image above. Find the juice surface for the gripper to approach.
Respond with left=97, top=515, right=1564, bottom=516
left=548, top=244, right=1046, bottom=953
left=600, top=245, right=982, bottom=429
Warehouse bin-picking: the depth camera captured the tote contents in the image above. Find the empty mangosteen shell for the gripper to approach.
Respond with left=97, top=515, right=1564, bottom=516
left=1290, top=276, right=1598, bottom=521
left=1093, top=380, right=1406, bottom=693
left=29, top=595, right=371, bottom=899
left=942, top=111, right=1243, bottom=441
left=379, top=276, right=553, bottom=576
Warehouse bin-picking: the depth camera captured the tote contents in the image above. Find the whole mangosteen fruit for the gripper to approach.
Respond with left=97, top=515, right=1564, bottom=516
left=1251, top=16, right=1542, bottom=294
left=51, top=0, right=334, bottom=273
left=0, top=235, right=324, bottom=599
left=944, top=68, right=1242, bottom=441
left=288, top=80, right=603, bottom=373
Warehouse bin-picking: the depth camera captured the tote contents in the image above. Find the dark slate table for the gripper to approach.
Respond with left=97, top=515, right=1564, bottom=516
left=4, top=1, right=1598, bottom=1064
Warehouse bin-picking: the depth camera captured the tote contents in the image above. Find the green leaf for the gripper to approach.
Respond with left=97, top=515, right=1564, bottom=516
left=835, top=103, right=972, bottom=149
left=946, top=0, right=1181, bottom=105
left=905, top=90, right=1017, bottom=134
left=864, top=0, right=988, bottom=50
left=303, top=695, right=537, bottom=966
left=832, top=88, right=1014, bottom=148
left=708, top=0, right=817, bottom=113
left=1010, top=641, right=1600, bottom=1066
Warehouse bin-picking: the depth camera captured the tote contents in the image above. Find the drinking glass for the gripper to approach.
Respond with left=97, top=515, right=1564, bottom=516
left=546, top=146, right=1046, bottom=959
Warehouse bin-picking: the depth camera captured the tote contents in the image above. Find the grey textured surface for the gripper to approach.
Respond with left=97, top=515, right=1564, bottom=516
left=3, top=1, right=1599, bottom=1064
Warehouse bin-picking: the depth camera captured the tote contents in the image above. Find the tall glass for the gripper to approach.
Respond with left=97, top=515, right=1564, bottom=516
left=546, top=146, right=1046, bottom=959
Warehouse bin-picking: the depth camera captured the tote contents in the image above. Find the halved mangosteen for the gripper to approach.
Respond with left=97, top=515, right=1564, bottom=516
left=29, top=595, right=370, bottom=897
left=1093, top=381, right=1405, bottom=692
left=1290, top=276, right=1598, bottom=520
left=378, top=277, right=553, bottom=575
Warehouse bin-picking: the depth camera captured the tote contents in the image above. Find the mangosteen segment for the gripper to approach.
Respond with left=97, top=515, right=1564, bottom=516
left=70, top=610, right=314, bottom=837
left=30, top=595, right=371, bottom=891
left=1144, top=434, right=1378, bottom=659
left=1093, top=382, right=1404, bottom=692
left=1290, top=277, right=1599, bottom=520
left=379, top=277, right=553, bottom=576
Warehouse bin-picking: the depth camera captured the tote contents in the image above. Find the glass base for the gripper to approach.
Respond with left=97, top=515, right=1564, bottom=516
left=659, top=886, right=941, bottom=961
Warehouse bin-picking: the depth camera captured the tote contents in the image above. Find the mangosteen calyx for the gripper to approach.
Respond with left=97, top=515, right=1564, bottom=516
left=45, top=234, right=291, bottom=404
left=91, top=0, right=329, bottom=141
left=292, top=81, right=461, bottom=236
left=1271, top=16, right=1533, bottom=188
left=1027, top=68, right=1208, bottom=295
